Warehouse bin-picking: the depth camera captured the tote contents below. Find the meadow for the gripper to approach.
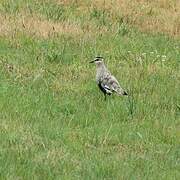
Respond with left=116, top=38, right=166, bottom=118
left=0, top=0, right=179, bottom=179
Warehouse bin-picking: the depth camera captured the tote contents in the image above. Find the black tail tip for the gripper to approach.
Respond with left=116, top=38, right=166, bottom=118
left=123, top=91, right=128, bottom=96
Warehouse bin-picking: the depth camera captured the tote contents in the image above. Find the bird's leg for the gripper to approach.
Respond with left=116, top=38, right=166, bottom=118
left=104, top=94, right=107, bottom=101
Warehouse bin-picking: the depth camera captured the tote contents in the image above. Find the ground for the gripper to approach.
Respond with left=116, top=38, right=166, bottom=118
left=0, top=0, right=179, bottom=179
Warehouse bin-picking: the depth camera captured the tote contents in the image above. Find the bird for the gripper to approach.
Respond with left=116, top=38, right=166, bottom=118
left=90, top=56, right=128, bottom=100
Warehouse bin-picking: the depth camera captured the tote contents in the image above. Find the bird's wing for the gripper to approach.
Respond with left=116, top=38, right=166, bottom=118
left=99, top=81, right=112, bottom=95
left=104, top=75, right=127, bottom=96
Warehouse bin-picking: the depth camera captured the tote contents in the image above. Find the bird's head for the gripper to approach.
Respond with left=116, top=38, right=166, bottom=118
left=89, top=57, right=104, bottom=66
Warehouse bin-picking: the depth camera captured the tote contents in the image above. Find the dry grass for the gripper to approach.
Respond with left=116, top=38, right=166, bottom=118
left=0, top=13, right=83, bottom=38
left=0, top=15, right=14, bottom=37
left=55, top=0, right=180, bottom=37
left=0, top=12, right=109, bottom=39
left=107, top=0, right=180, bottom=37
left=0, top=0, right=179, bottom=38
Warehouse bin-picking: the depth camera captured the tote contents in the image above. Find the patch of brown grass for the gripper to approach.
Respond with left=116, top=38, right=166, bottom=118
left=96, top=0, right=180, bottom=37
left=0, top=11, right=109, bottom=39
left=55, top=0, right=180, bottom=37
left=0, top=15, right=14, bottom=37
left=1, top=0, right=179, bottom=38
left=0, top=13, right=83, bottom=38
left=21, top=14, right=83, bottom=38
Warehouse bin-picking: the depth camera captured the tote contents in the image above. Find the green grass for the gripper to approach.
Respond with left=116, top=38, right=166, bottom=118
left=0, top=0, right=180, bottom=179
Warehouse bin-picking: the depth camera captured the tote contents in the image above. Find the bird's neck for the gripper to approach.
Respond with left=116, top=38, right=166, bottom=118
left=96, top=63, right=108, bottom=81
left=96, top=63, right=107, bottom=71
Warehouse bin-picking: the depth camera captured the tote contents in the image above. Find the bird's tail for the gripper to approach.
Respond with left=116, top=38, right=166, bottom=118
left=116, top=88, right=128, bottom=96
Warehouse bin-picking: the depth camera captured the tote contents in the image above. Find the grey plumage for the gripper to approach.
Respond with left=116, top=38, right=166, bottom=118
left=90, top=57, right=128, bottom=100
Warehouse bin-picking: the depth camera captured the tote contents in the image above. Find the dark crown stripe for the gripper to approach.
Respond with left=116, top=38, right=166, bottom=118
left=95, top=56, right=103, bottom=58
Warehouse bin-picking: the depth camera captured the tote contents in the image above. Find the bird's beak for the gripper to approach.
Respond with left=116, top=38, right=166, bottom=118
left=89, top=60, right=95, bottom=63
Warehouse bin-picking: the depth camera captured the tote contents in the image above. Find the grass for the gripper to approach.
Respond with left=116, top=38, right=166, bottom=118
left=0, top=0, right=180, bottom=179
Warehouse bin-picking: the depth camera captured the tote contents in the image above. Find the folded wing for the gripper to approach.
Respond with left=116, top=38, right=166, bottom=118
left=98, top=82, right=112, bottom=95
left=102, top=75, right=128, bottom=96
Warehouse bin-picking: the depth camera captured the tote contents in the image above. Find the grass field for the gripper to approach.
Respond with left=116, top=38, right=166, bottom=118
left=0, top=0, right=180, bottom=179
